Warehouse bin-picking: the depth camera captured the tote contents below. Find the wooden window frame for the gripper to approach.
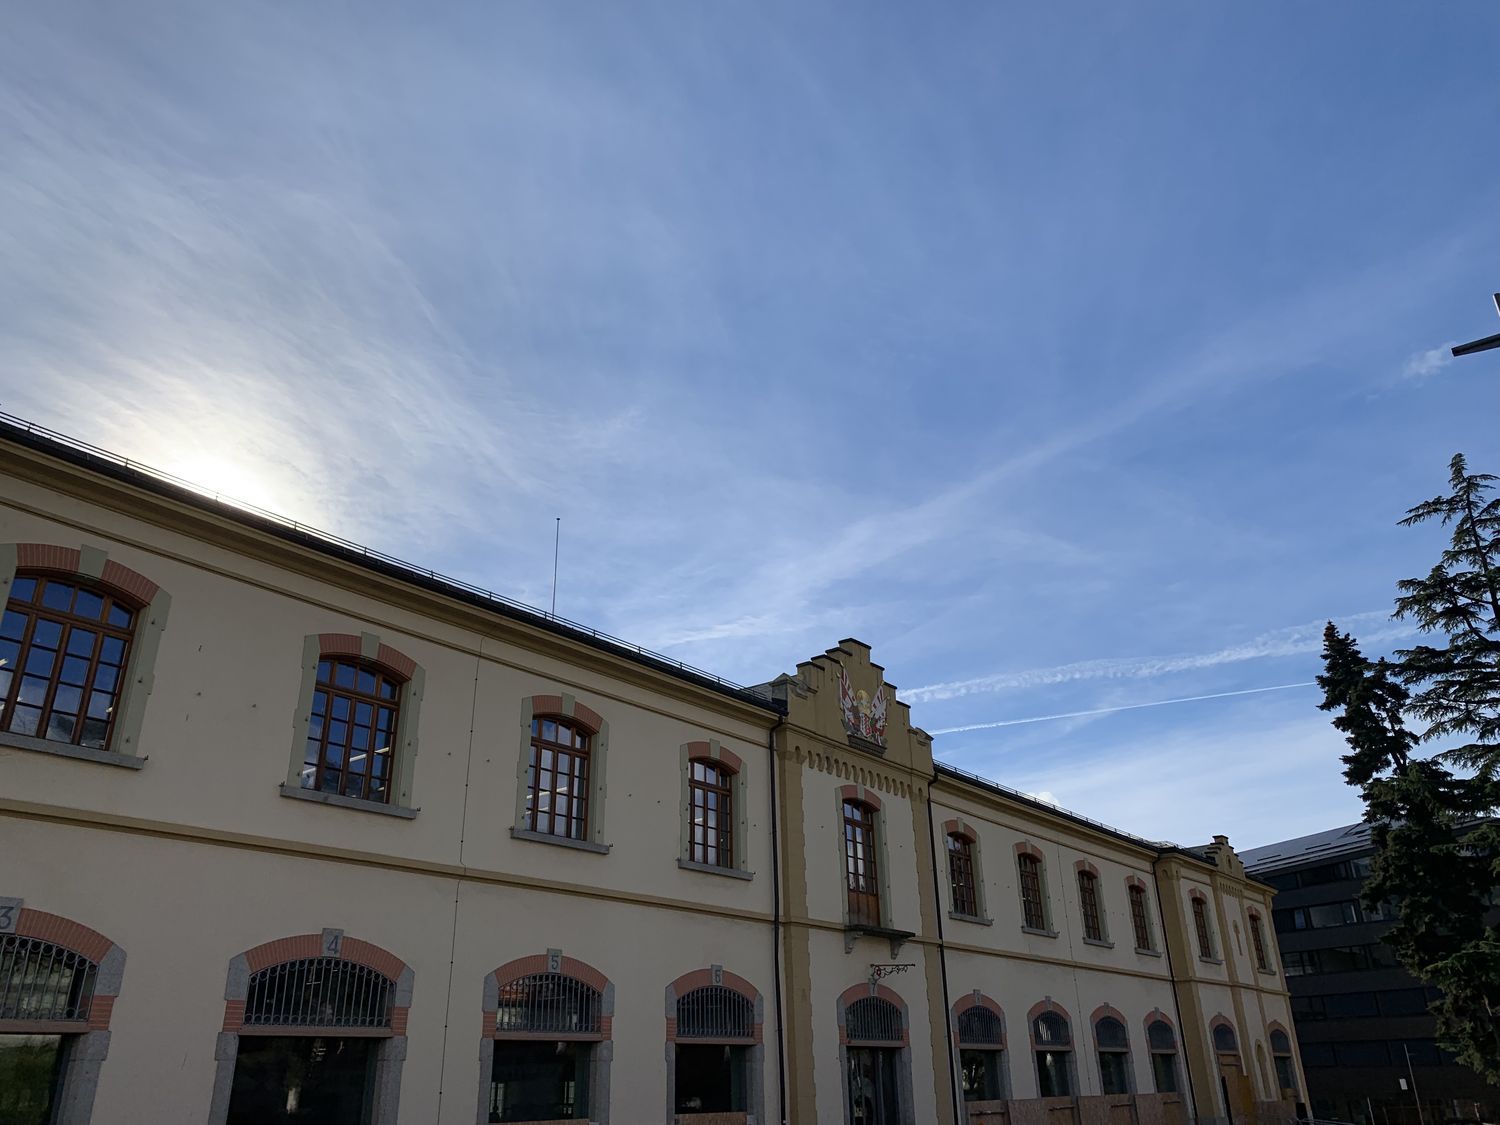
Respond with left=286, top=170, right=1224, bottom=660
left=843, top=800, right=882, bottom=928
left=948, top=834, right=979, bottom=918
left=1129, top=885, right=1154, bottom=951
left=1077, top=871, right=1104, bottom=943
left=1249, top=912, right=1271, bottom=971
left=525, top=715, right=592, bottom=842
left=1, top=571, right=139, bottom=753
left=1192, top=895, right=1215, bottom=960
left=688, top=757, right=734, bottom=868
left=1017, top=854, right=1047, bottom=931
left=303, top=657, right=404, bottom=804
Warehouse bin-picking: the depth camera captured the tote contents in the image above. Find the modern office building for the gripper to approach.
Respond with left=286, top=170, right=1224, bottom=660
left=1243, top=825, right=1500, bottom=1125
left=2, top=414, right=1301, bottom=1125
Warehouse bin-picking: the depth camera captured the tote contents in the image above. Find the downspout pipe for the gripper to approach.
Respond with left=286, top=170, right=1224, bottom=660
left=768, top=717, right=789, bottom=1125
left=1152, top=854, right=1201, bottom=1117
left=927, top=768, right=962, bottom=1125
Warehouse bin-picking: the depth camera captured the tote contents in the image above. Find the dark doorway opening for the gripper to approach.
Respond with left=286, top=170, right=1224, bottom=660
left=226, top=1036, right=374, bottom=1125
left=488, top=1039, right=591, bottom=1123
left=847, top=1046, right=902, bottom=1125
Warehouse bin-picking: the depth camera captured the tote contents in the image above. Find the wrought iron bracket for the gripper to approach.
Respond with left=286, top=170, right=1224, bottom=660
left=868, top=962, right=915, bottom=985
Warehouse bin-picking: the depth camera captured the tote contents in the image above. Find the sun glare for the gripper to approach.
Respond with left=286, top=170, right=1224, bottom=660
left=159, top=452, right=289, bottom=516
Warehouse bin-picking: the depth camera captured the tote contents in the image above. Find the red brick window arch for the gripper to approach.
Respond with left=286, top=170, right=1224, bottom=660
left=0, top=900, right=124, bottom=1124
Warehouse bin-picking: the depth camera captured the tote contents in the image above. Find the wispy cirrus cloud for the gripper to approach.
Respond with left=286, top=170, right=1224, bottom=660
left=905, top=611, right=1414, bottom=703
left=1402, top=344, right=1456, bottom=381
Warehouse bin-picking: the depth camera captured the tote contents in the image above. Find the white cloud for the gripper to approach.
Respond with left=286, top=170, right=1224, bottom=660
left=906, top=611, right=1413, bottom=703
left=1402, top=344, right=1455, bottom=381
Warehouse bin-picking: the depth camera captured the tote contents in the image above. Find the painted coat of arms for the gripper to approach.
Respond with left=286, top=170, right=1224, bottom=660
left=838, top=665, right=888, bottom=745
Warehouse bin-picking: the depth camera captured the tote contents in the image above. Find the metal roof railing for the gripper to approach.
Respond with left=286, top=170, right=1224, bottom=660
left=933, top=759, right=1182, bottom=851
left=0, top=411, right=774, bottom=709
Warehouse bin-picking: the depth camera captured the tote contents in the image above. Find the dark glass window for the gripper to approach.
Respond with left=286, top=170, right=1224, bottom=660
left=1397, top=1040, right=1442, bottom=1066
left=1379, top=988, right=1432, bottom=1017
left=1095, top=1017, right=1130, bottom=1094
left=0, top=1034, right=64, bottom=1125
left=688, top=759, right=734, bottom=868
left=1018, top=855, right=1046, bottom=930
left=1129, top=886, right=1153, bottom=950
left=304, top=658, right=402, bottom=803
left=228, top=1036, right=374, bottom=1125
left=1271, top=1031, right=1297, bottom=1093
left=1192, top=897, right=1214, bottom=958
left=675, top=1043, right=748, bottom=1114
left=1, top=573, right=136, bottom=751
left=1262, top=872, right=1300, bottom=891
left=1146, top=1021, right=1178, bottom=1094
left=948, top=835, right=979, bottom=917
left=843, top=801, right=881, bottom=928
left=1212, top=1024, right=1237, bottom=1054
left=1078, top=872, right=1104, bottom=942
left=1334, top=1041, right=1388, bottom=1067
left=1033, top=1011, right=1072, bottom=1097
left=524, top=716, right=590, bottom=840
left=489, top=1040, right=590, bottom=1122
left=1323, top=992, right=1379, bottom=1020
left=1282, top=951, right=1318, bottom=976
left=1301, top=1043, right=1336, bottom=1068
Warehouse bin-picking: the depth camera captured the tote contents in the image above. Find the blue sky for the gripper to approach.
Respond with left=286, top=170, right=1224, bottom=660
left=4, top=3, right=1499, bottom=848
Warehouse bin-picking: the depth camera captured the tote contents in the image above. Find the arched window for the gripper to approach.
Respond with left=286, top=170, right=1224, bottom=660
left=956, top=1002, right=1007, bottom=1102
left=1129, top=884, right=1154, bottom=951
left=1192, top=894, right=1215, bottom=959
left=303, top=657, right=405, bottom=803
left=841, top=988, right=907, bottom=1125
left=210, top=932, right=411, bottom=1125
left=689, top=758, right=734, bottom=868
left=0, top=906, right=124, bottom=1125
left=843, top=800, right=881, bottom=927
left=1032, top=1010, right=1073, bottom=1097
left=948, top=834, right=979, bottom=917
left=1, top=572, right=138, bottom=750
left=1213, top=1022, right=1238, bottom=1054
left=491, top=970, right=604, bottom=1121
left=1094, top=1016, right=1131, bottom=1094
left=1077, top=871, right=1104, bottom=942
left=526, top=715, right=592, bottom=840
left=1146, top=1018, right=1180, bottom=1093
left=1017, top=853, right=1047, bottom=931
left=1249, top=912, right=1271, bottom=971
left=671, top=978, right=759, bottom=1118
left=1270, top=1028, right=1297, bottom=1094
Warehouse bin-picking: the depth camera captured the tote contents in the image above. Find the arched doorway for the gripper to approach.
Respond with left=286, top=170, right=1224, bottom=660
left=208, top=929, right=412, bottom=1125
left=838, top=984, right=911, bottom=1125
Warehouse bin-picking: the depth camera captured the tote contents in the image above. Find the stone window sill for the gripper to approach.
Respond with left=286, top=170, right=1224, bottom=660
left=678, top=857, right=754, bottom=881
left=1021, top=925, right=1059, bottom=939
left=1199, top=955, right=1224, bottom=966
left=949, top=911, right=993, bottom=927
left=1257, top=966, right=1278, bottom=977
left=280, top=783, right=417, bottom=818
left=510, top=826, right=611, bottom=854
left=1135, top=947, right=1163, bottom=958
left=1082, top=936, right=1115, bottom=949
left=0, top=730, right=145, bottom=769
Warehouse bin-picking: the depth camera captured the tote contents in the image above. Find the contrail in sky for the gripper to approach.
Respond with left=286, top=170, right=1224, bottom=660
left=930, top=681, right=1318, bottom=734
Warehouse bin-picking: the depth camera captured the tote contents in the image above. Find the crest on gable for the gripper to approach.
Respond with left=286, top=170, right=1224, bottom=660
left=838, top=664, right=888, bottom=746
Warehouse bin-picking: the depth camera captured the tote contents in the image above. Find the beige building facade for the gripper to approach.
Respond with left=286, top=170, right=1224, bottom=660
left=0, top=419, right=1302, bottom=1125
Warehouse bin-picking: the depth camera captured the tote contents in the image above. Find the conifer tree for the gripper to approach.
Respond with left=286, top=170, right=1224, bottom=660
left=1317, top=455, right=1500, bottom=1081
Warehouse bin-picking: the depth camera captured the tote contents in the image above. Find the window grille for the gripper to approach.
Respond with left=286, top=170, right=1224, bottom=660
left=958, top=1007, right=1004, bottom=1046
left=676, top=986, right=754, bottom=1040
left=244, top=958, right=393, bottom=1029
left=0, top=935, right=97, bottom=1022
left=1147, top=1020, right=1176, bottom=1052
left=1033, top=1012, right=1070, bottom=1046
left=495, top=972, right=602, bottom=1036
left=845, top=997, right=902, bottom=1044
left=1212, top=1024, right=1237, bottom=1053
left=1095, top=1017, right=1128, bottom=1050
